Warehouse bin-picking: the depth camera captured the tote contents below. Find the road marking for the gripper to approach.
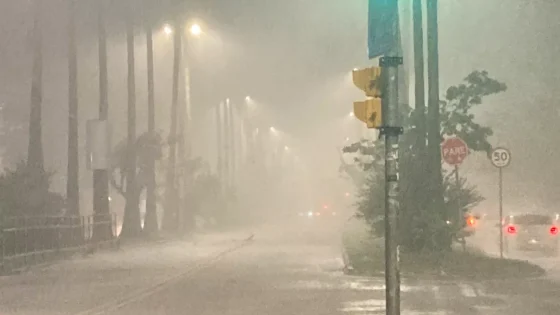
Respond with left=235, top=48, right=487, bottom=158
left=75, top=240, right=251, bottom=315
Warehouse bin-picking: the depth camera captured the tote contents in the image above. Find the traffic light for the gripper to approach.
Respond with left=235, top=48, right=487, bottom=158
left=352, top=67, right=383, bottom=129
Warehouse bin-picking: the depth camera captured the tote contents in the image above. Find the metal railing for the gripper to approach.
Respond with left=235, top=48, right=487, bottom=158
left=0, top=213, right=117, bottom=273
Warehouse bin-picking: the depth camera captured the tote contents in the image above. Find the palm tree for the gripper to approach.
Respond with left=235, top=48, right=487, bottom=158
left=28, top=0, right=44, bottom=173
left=120, top=7, right=141, bottom=238
left=66, top=0, right=80, bottom=216
left=143, top=0, right=158, bottom=236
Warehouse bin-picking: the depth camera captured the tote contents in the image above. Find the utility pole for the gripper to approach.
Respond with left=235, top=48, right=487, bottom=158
left=380, top=55, right=403, bottom=315
left=223, top=99, right=231, bottom=191
left=163, top=18, right=181, bottom=232
left=228, top=100, right=236, bottom=188
left=216, top=102, right=224, bottom=192
left=426, top=0, right=445, bottom=241
left=93, top=0, right=111, bottom=240
left=67, top=0, right=79, bottom=216
left=413, top=0, right=426, bottom=150
left=121, top=7, right=140, bottom=238
left=28, top=0, right=44, bottom=173
left=143, top=3, right=158, bottom=235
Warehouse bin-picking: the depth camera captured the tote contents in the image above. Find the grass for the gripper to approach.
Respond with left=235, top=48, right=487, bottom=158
left=341, top=222, right=545, bottom=280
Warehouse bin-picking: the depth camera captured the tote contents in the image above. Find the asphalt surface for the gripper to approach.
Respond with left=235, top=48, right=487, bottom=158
left=1, top=219, right=560, bottom=314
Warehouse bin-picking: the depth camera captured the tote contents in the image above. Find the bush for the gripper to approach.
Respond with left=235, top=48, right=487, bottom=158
left=0, top=161, right=64, bottom=218
left=341, top=228, right=545, bottom=279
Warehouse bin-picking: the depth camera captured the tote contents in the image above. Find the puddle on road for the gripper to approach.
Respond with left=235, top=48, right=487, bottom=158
left=340, top=299, right=448, bottom=315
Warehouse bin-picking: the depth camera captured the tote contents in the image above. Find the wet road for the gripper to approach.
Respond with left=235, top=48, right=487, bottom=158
left=1, top=220, right=560, bottom=314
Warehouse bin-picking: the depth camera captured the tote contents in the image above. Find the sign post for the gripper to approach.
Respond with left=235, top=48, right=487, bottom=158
left=441, top=137, right=469, bottom=229
left=490, top=147, right=511, bottom=259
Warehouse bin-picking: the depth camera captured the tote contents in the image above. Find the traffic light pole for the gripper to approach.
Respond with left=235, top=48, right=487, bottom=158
left=380, top=56, right=403, bottom=315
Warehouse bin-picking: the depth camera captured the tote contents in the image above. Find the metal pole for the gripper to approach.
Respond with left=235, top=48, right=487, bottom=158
left=229, top=101, right=236, bottom=188
left=499, top=167, right=504, bottom=258
left=163, top=19, right=182, bottom=231
left=216, top=102, right=224, bottom=191
left=380, top=55, right=403, bottom=315
left=224, top=100, right=231, bottom=190
left=454, top=164, right=461, bottom=222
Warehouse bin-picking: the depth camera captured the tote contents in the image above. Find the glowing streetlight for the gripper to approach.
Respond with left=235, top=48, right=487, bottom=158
left=190, top=23, right=202, bottom=36
left=270, top=126, right=276, bottom=132
left=163, top=24, right=173, bottom=36
left=349, top=111, right=355, bottom=117
left=284, top=145, right=289, bottom=151
left=245, top=96, right=252, bottom=102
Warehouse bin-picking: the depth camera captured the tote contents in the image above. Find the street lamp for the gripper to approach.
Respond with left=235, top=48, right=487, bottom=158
left=190, top=23, right=202, bottom=37
left=163, top=24, right=173, bottom=36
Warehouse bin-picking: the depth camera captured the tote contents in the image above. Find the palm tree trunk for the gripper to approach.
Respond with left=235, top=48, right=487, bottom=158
left=143, top=5, right=158, bottom=236
left=28, top=0, right=44, bottom=173
left=121, top=9, right=141, bottom=238
left=67, top=0, right=80, bottom=217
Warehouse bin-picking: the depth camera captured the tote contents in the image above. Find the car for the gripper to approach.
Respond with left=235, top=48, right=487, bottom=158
left=298, top=204, right=337, bottom=219
left=502, top=213, right=559, bottom=257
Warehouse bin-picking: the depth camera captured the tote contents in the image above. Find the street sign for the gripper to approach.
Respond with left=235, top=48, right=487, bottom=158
left=490, top=147, right=511, bottom=168
left=441, top=137, right=469, bottom=166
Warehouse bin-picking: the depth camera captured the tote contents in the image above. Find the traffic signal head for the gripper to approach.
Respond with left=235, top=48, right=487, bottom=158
left=352, top=67, right=382, bottom=97
left=353, top=98, right=382, bottom=128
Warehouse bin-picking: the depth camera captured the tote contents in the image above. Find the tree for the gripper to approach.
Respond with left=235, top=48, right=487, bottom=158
left=343, top=70, right=507, bottom=252
left=28, top=0, right=44, bottom=173
left=0, top=161, right=64, bottom=218
left=66, top=0, right=80, bottom=216
left=120, top=8, right=140, bottom=238
left=111, top=132, right=163, bottom=237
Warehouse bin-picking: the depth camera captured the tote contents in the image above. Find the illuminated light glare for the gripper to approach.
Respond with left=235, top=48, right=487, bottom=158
left=190, top=24, right=202, bottom=36
left=349, top=112, right=355, bottom=117
left=284, top=145, right=289, bottom=151
left=307, top=211, right=313, bottom=217
left=345, top=192, right=350, bottom=197
left=163, top=24, right=173, bottom=35
left=245, top=96, right=252, bottom=102
left=315, top=212, right=321, bottom=216
left=506, top=225, right=517, bottom=234
left=551, top=226, right=559, bottom=235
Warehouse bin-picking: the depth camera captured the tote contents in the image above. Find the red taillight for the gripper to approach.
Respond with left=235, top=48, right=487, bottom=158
left=466, top=216, right=476, bottom=227
left=506, top=225, right=517, bottom=234
left=550, top=226, right=558, bottom=235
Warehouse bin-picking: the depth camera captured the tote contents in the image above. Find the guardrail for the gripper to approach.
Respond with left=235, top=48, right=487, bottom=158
left=0, top=213, right=117, bottom=273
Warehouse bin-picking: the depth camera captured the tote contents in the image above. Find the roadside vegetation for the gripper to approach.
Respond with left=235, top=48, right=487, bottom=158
left=341, top=71, right=544, bottom=279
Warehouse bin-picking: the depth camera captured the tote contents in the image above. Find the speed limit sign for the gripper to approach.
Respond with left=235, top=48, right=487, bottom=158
left=491, top=147, right=511, bottom=168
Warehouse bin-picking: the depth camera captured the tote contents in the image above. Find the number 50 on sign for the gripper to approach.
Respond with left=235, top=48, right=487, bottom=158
left=491, top=147, right=511, bottom=168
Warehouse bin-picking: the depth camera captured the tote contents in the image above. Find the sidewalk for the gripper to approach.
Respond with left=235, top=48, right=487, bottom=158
left=0, top=230, right=252, bottom=315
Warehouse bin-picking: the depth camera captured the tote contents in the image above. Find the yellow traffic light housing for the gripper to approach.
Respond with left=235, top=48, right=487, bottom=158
left=352, top=66, right=383, bottom=129
left=353, top=99, right=382, bottom=128
left=352, top=67, right=382, bottom=97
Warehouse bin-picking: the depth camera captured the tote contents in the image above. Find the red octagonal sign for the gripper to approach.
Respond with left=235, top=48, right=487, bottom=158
left=441, top=137, right=469, bottom=166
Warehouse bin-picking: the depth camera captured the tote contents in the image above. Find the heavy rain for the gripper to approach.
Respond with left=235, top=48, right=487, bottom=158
left=0, top=0, right=558, bottom=314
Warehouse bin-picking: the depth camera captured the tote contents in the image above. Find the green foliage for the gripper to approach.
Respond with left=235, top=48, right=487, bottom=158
left=0, top=161, right=64, bottom=218
left=440, top=70, right=507, bottom=154
left=343, top=70, right=506, bottom=252
left=111, top=131, right=164, bottom=196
